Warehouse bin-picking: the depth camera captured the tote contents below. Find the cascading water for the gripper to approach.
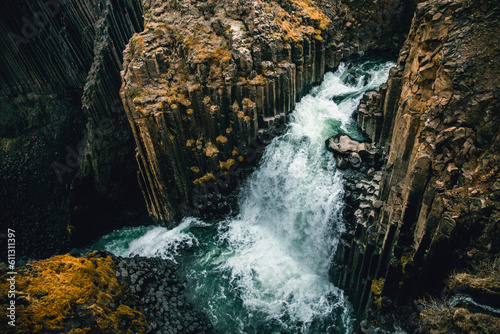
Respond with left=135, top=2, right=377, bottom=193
left=90, top=57, right=395, bottom=333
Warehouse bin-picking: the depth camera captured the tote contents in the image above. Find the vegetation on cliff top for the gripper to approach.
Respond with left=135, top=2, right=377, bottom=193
left=0, top=253, right=147, bottom=333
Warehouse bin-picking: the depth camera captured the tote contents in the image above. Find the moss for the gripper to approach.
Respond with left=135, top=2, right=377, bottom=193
left=193, top=173, right=215, bottom=185
left=242, top=98, right=256, bottom=108
left=1, top=253, right=147, bottom=333
left=273, top=0, right=330, bottom=43
left=372, top=296, right=383, bottom=312
left=67, top=224, right=75, bottom=236
left=371, top=278, right=385, bottom=296
left=216, top=135, right=228, bottom=144
left=401, top=251, right=413, bottom=274
left=249, top=75, right=267, bottom=86
left=127, top=34, right=144, bottom=58
left=127, top=86, right=143, bottom=98
left=205, top=142, right=219, bottom=157
left=190, top=166, right=200, bottom=174
left=291, top=0, right=331, bottom=30
left=220, top=159, right=236, bottom=170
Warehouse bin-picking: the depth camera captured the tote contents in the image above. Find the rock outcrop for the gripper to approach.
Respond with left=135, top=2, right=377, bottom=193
left=120, top=0, right=417, bottom=225
left=332, top=0, right=500, bottom=330
left=0, top=251, right=213, bottom=333
left=0, top=0, right=145, bottom=258
left=0, top=252, right=148, bottom=333
left=326, top=133, right=381, bottom=169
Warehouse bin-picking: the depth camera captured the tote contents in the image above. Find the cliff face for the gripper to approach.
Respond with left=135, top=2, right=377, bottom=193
left=120, top=0, right=416, bottom=224
left=0, top=0, right=144, bottom=258
left=334, top=0, right=500, bottom=327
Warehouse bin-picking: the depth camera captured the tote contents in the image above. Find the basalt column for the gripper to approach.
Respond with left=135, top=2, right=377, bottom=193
left=120, top=0, right=334, bottom=224
left=120, top=0, right=418, bottom=225
left=0, top=0, right=144, bottom=258
left=333, top=0, right=500, bottom=325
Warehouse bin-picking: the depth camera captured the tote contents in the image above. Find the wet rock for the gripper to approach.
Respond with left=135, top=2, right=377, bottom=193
left=326, top=134, right=380, bottom=169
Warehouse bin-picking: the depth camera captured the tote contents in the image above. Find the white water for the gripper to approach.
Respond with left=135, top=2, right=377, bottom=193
left=93, top=58, right=395, bottom=333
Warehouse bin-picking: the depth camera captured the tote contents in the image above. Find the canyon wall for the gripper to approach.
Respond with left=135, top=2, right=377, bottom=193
left=0, top=0, right=417, bottom=258
left=333, top=0, right=500, bottom=327
left=120, top=0, right=416, bottom=224
left=0, top=0, right=144, bottom=258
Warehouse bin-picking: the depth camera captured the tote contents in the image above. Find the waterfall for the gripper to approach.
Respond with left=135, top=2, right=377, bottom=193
left=91, top=57, right=395, bottom=333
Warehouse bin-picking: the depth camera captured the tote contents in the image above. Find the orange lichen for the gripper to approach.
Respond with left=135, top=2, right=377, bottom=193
left=371, top=278, right=385, bottom=295
left=205, top=142, right=219, bottom=157
left=273, top=0, right=330, bottom=43
left=220, top=159, right=236, bottom=170
left=4, top=253, right=147, bottom=333
left=250, top=75, right=267, bottom=86
left=216, top=135, right=228, bottom=144
left=193, top=173, right=215, bottom=185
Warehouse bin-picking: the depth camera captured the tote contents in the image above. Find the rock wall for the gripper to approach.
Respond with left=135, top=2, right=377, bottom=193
left=121, top=0, right=416, bottom=224
left=333, top=0, right=500, bottom=327
left=0, top=0, right=144, bottom=258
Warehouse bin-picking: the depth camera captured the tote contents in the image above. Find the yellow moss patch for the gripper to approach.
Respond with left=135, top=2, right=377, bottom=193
left=216, top=135, right=228, bottom=144
left=291, top=0, right=331, bottom=30
left=401, top=252, right=413, bottom=274
left=205, top=142, right=219, bottom=157
left=372, top=296, right=383, bottom=312
left=249, top=75, right=267, bottom=86
left=242, top=98, right=256, bottom=108
left=273, top=0, right=330, bottom=43
left=7, top=253, right=147, bottom=333
left=67, top=224, right=75, bottom=236
left=190, top=166, right=200, bottom=174
left=371, top=278, right=385, bottom=295
left=193, top=173, right=215, bottom=185
left=186, top=139, right=195, bottom=147
left=232, top=148, right=239, bottom=157
left=220, top=159, right=236, bottom=170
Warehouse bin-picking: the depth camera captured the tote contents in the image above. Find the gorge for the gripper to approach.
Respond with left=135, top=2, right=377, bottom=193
left=1, top=0, right=499, bottom=333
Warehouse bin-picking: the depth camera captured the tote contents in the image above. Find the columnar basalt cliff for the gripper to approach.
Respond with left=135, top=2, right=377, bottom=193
left=332, top=0, right=500, bottom=330
left=120, top=0, right=416, bottom=224
left=0, top=0, right=144, bottom=258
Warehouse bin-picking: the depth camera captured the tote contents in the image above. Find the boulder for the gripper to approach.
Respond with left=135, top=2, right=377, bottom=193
left=326, top=134, right=379, bottom=169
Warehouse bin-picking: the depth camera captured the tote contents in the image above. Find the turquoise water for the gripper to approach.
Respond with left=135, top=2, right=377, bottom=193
left=90, top=57, right=395, bottom=333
